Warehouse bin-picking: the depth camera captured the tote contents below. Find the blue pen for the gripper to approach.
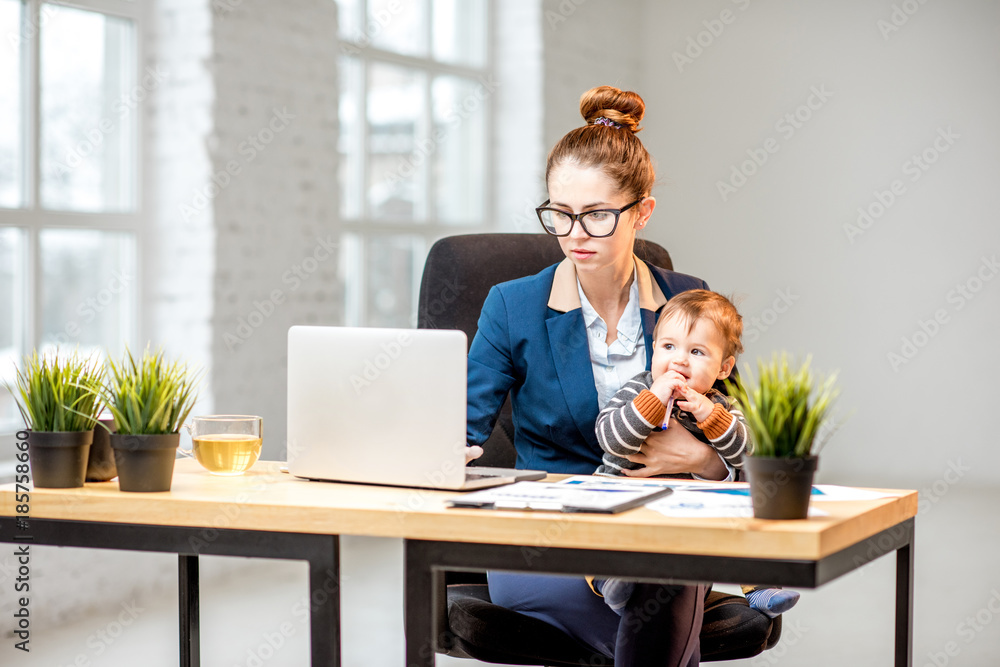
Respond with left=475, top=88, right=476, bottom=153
left=661, top=397, right=674, bottom=430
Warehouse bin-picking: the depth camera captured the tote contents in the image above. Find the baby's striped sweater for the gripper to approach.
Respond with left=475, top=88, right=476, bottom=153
left=595, top=371, right=751, bottom=477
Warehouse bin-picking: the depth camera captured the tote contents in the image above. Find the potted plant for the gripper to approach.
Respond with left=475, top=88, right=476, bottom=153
left=727, top=353, right=841, bottom=520
left=102, top=346, right=201, bottom=492
left=6, top=350, right=104, bottom=488
left=85, top=412, right=118, bottom=483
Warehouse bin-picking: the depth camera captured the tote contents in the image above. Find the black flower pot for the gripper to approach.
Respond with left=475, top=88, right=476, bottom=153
left=110, top=433, right=180, bottom=492
left=85, top=418, right=118, bottom=483
left=27, top=430, right=94, bottom=488
left=744, top=455, right=818, bottom=520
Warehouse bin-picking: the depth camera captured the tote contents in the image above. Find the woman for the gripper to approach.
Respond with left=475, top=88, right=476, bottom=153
left=464, top=86, right=731, bottom=666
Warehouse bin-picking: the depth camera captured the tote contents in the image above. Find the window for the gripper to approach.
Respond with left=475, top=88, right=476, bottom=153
left=335, top=0, right=492, bottom=327
left=0, top=0, right=142, bottom=436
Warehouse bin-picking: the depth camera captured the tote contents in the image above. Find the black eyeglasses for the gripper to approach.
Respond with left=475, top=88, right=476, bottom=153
left=535, top=199, right=644, bottom=238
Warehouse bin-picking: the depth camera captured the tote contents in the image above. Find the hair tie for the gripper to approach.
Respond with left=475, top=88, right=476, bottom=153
left=593, top=116, right=622, bottom=129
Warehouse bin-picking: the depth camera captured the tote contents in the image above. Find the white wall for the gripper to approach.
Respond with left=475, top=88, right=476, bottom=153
left=540, top=0, right=645, bottom=149
left=531, top=0, right=1000, bottom=489
left=634, top=0, right=1000, bottom=488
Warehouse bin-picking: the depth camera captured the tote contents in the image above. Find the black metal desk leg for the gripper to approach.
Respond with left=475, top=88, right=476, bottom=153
left=179, top=555, right=200, bottom=667
left=404, top=541, right=436, bottom=667
left=895, top=532, right=914, bottom=667
left=308, top=536, right=341, bottom=667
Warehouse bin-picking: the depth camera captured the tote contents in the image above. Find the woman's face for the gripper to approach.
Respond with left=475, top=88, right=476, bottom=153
left=546, top=163, right=652, bottom=276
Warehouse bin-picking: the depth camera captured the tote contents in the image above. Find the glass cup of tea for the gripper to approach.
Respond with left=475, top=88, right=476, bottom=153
left=183, top=415, right=263, bottom=476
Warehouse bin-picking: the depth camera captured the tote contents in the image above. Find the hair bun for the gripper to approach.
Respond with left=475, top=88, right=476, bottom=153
left=580, top=85, right=644, bottom=133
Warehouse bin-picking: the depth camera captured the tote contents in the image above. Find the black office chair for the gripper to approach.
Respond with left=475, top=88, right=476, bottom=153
left=417, top=233, right=782, bottom=664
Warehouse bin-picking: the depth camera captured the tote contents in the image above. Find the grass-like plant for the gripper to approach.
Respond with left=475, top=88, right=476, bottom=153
left=103, top=346, right=201, bottom=435
left=726, top=353, right=841, bottom=458
left=5, top=350, right=104, bottom=432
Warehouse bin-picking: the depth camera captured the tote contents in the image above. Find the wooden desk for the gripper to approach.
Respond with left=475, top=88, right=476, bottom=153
left=0, top=460, right=917, bottom=666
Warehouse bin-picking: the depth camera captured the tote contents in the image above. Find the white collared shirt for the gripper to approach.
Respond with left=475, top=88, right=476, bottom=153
left=577, top=263, right=647, bottom=411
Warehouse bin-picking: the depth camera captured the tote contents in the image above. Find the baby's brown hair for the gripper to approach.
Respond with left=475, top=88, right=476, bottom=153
left=655, top=290, right=744, bottom=360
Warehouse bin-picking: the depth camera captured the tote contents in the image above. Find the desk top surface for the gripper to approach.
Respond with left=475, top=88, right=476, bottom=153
left=1, top=460, right=917, bottom=560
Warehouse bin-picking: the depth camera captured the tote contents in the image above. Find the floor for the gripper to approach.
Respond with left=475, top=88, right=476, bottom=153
left=6, top=484, right=1000, bottom=667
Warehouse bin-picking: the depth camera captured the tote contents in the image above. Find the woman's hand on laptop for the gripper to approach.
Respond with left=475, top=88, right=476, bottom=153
left=465, top=445, right=484, bottom=465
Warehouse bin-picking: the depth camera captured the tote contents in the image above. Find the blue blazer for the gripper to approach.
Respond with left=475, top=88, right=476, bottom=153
left=467, top=257, right=709, bottom=474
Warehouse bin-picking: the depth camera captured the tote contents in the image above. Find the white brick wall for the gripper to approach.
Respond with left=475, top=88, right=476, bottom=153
left=207, top=0, right=340, bottom=459
left=145, top=0, right=216, bottom=392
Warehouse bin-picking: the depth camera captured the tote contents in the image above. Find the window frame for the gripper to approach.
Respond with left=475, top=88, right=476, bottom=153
left=336, top=0, right=495, bottom=327
left=0, top=0, right=145, bottom=444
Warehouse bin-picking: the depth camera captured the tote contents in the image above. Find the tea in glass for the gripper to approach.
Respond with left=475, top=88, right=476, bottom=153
left=189, top=415, right=262, bottom=476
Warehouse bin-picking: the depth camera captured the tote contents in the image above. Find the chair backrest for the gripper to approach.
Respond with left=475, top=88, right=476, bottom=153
left=417, top=233, right=673, bottom=467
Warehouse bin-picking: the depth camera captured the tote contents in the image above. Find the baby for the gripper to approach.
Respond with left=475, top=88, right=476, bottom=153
left=593, top=289, right=799, bottom=618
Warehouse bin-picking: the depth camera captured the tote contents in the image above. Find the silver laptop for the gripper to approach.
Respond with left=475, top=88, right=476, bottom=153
left=286, top=325, right=546, bottom=490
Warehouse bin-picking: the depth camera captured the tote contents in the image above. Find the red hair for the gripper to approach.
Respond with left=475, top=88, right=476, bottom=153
left=545, top=86, right=656, bottom=201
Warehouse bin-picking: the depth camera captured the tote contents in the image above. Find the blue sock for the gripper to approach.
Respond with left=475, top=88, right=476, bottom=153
left=745, top=588, right=800, bottom=618
left=595, top=578, right=635, bottom=616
